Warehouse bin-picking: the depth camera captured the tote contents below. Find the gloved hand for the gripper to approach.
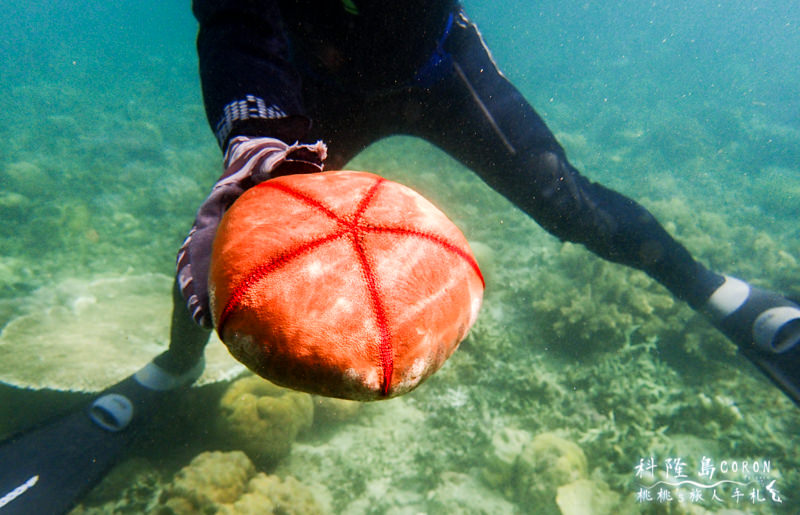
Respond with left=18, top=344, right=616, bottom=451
left=176, top=136, right=327, bottom=328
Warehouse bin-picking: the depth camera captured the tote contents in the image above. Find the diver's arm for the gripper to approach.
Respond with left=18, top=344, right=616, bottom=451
left=193, top=0, right=310, bottom=150
left=169, top=0, right=326, bottom=335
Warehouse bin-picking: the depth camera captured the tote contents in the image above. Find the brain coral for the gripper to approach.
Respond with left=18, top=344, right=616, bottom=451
left=513, top=432, right=589, bottom=513
left=158, top=450, right=326, bottom=514
left=216, top=375, right=314, bottom=465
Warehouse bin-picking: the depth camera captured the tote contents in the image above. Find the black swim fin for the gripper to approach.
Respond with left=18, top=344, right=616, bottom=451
left=741, top=344, right=800, bottom=408
left=703, top=276, right=800, bottom=407
left=0, top=358, right=202, bottom=514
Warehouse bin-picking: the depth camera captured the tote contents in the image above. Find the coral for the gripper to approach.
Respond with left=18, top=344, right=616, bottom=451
left=530, top=242, right=688, bottom=356
left=311, top=395, right=361, bottom=427
left=512, top=432, right=589, bottom=513
left=68, top=458, right=163, bottom=515
left=555, top=479, right=622, bottom=515
left=528, top=241, right=746, bottom=383
left=640, top=109, right=719, bottom=166
left=0, top=191, right=29, bottom=211
left=157, top=450, right=326, bottom=514
left=216, top=375, right=314, bottom=465
left=750, top=166, right=800, bottom=219
left=165, top=451, right=253, bottom=507
left=567, top=343, right=684, bottom=486
left=650, top=196, right=800, bottom=299
left=672, top=393, right=743, bottom=435
left=0, top=256, right=34, bottom=300
left=0, top=274, right=174, bottom=391
left=425, top=472, right=517, bottom=514
left=276, top=396, right=512, bottom=513
left=0, top=273, right=242, bottom=391
left=276, top=399, right=427, bottom=511
left=1, top=161, right=49, bottom=197
left=481, top=426, right=533, bottom=495
left=220, top=474, right=325, bottom=515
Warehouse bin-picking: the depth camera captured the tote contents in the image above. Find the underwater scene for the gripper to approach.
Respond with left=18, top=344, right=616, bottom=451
left=1, top=0, right=799, bottom=513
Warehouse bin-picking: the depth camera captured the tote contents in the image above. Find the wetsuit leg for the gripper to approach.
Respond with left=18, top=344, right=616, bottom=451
left=408, top=10, right=722, bottom=307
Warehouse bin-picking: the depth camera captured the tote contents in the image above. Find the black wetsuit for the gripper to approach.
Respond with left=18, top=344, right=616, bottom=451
left=192, top=0, right=722, bottom=307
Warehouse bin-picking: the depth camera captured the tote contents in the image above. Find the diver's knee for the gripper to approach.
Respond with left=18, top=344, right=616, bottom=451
left=533, top=150, right=582, bottom=202
left=537, top=151, right=562, bottom=179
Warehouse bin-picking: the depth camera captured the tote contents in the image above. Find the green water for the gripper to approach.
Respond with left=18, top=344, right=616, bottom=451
left=1, top=0, right=799, bottom=513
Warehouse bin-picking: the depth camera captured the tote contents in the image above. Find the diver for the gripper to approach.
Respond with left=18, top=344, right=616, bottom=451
left=166, top=0, right=800, bottom=401
left=5, top=3, right=798, bottom=513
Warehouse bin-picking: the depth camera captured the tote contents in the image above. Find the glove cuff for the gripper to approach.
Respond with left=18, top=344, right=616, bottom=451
left=222, top=136, right=327, bottom=184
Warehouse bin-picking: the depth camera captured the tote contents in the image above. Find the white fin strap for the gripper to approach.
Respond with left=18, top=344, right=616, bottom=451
left=705, top=275, right=749, bottom=320
left=754, top=307, right=800, bottom=352
left=134, top=358, right=205, bottom=391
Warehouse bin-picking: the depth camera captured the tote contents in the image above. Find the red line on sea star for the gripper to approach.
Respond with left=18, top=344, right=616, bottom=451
left=364, top=225, right=485, bottom=288
left=350, top=232, right=394, bottom=396
left=218, top=230, right=346, bottom=334
left=256, top=180, right=344, bottom=224
left=349, top=178, right=394, bottom=395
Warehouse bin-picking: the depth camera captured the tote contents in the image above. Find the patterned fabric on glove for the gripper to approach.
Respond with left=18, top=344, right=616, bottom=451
left=176, top=136, right=327, bottom=327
